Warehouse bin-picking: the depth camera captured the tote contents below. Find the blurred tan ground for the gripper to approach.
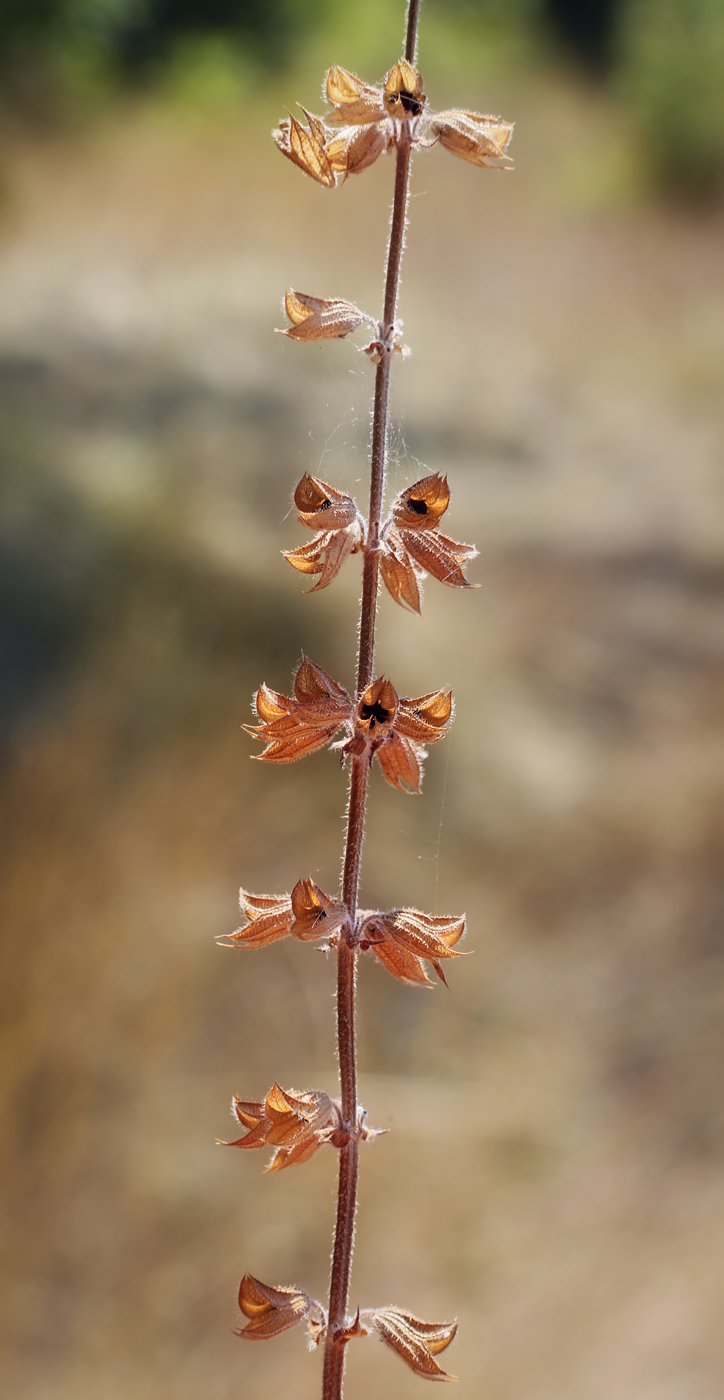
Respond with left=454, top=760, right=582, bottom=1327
left=1, top=16, right=724, bottom=1400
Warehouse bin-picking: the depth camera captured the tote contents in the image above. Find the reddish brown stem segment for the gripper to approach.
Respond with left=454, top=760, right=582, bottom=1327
left=322, top=4, right=420, bottom=1396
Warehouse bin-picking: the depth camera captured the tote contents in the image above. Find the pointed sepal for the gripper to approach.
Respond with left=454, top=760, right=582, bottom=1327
left=220, top=890, right=294, bottom=949
left=272, top=108, right=337, bottom=185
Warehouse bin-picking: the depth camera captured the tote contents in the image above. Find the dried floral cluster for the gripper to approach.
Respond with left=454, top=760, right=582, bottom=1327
left=225, top=882, right=466, bottom=988
left=283, top=471, right=477, bottom=612
left=222, top=18, right=512, bottom=1397
left=237, top=1275, right=457, bottom=1381
left=273, top=59, right=513, bottom=186
left=244, top=656, right=453, bottom=792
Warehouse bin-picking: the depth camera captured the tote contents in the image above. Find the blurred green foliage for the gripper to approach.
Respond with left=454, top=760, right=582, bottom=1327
left=0, top=0, right=723, bottom=197
left=0, top=0, right=537, bottom=89
left=618, top=0, right=724, bottom=198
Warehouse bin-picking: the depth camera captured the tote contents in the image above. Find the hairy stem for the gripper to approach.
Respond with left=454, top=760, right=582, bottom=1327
left=322, top=4, right=420, bottom=1396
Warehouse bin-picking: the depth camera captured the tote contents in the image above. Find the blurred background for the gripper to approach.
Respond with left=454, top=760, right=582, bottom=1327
left=1, top=1, right=724, bottom=1397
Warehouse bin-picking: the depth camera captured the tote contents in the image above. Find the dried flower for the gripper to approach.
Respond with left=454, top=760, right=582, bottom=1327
left=357, top=907, right=466, bottom=987
left=327, top=121, right=392, bottom=178
left=284, top=474, right=365, bottom=593
left=221, top=879, right=349, bottom=951
left=221, top=1083, right=342, bottom=1171
left=429, top=109, right=514, bottom=168
left=383, top=60, right=426, bottom=119
left=362, top=1307, right=457, bottom=1380
left=290, top=876, right=349, bottom=942
left=244, top=658, right=352, bottom=765
left=292, top=473, right=361, bottom=532
left=325, top=65, right=387, bottom=125
left=278, top=290, right=373, bottom=343
left=272, top=108, right=336, bottom=186
left=380, top=474, right=478, bottom=612
left=236, top=1273, right=326, bottom=1343
left=340, top=677, right=454, bottom=792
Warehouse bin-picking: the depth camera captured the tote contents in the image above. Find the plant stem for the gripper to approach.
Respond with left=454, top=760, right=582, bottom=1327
left=321, top=4, right=420, bottom=1395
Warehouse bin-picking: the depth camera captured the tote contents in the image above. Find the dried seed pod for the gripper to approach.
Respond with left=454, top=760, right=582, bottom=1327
left=393, top=474, right=451, bottom=531
left=430, top=109, right=514, bottom=168
left=397, top=688, right=454, bottom=741
left=221, top=890, right=294, bottom=949
left=379, top=536, right=422, bottom=614
left=293, top=474, right=360, bottom=531
left=356, top=677, right=399, bottom=742
left=222, top=879, right=348, bottom=951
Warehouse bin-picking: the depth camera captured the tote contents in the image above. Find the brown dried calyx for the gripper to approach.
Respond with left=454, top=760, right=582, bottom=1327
left=236, top=1274, right=326, bottom=1346
left=283, top=474, right=365, bottom=592
left=359, top=1307, right=458, bottom=1380
left=356, top=907, right=467, bottom=988
left=272, top=85, right=396, bottom=185
left=244, top=658, right=351, bottom=765
left=221, top=1083, right=382, bottom=1170
left=278, top=290, right=375, bottom=343
left=221, top=1084, right=341, bottom=1170
left=272, top=108, right=336, bottom=187
left=341, top=678, right=454, bottom=793
left=282, top=472, right=476, bottom=606
left=245, top=661, right=453, bottom=793
left=327, top=121, right=393, bottom=179
left=325, top=60, right=426, bottom=125
left=219, top=879, right=348, bottom=950
left=429, top=109, right=514, bottom=168
left=273, top=58, right=512, bottom=185
left=278, top=291, right=407, bottom=361
left=380, top=473, right=478, bottom=613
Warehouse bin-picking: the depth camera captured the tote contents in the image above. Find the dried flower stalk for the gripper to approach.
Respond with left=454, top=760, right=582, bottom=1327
left=222, top=1, right=513, bottom=1395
